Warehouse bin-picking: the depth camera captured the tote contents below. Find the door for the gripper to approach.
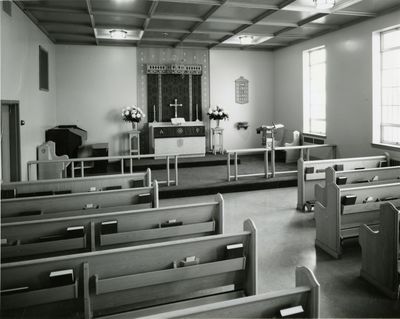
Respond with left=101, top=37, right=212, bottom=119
left=1, top=101, right=21, bottom=182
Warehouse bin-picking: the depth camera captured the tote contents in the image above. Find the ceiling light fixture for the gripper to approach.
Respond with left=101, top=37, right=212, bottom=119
left=110, top=29, right=127, bottom=39
left=238, top=35, right=254, bottom=45
left=313, top=0, right=335, bottom=9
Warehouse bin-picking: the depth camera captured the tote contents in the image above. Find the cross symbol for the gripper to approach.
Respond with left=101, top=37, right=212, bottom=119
left=169, top=98, right=183, bottom=118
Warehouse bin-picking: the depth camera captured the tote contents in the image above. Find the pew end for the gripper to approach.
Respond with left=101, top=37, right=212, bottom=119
left=295, top=266, right=320, bottom=318
left=360, top=203, right=400, bottom=299
left=215, top=193, right=224, bottom=234
left=314, top=198, right=341, bottom=259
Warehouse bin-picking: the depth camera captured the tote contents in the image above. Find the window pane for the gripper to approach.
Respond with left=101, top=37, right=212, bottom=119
left=382, top=69, right=400, bottom=87
left=382, top=49, right=400, bottom=69
left=382, top=28, right=400, bottom=51
left=310, top=119, right=326, bottom=135
left=381, top=125, right=400, bottom=144
left=310, top=49, right=326, bottom=65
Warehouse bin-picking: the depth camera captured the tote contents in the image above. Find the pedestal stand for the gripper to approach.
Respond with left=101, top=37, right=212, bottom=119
left=211, top=127, right=224, bottom=155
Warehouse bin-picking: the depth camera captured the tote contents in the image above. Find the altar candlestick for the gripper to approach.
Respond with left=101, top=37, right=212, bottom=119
left=153, top=105, right=157, bottom=122
left=195, top=104, right=200, bottom=122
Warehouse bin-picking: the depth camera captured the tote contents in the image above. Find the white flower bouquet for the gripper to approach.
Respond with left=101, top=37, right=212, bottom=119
left=122, top=105, right=146, bottom=123
left=207, top=106, right=229, bottom=121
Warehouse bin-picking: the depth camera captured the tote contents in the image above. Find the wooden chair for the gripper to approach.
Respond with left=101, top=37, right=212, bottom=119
left=138, top=266, right=320, bottom=319
left=359, top=202, right=400, bottom=299
left=37, top=141, right=70, bottom=180
left=1, top=219, right=257, bottom=319
left=1, top=181, right=159, bottom=221
left=315, top=179, right=400, bottom=258
left=1, top=194, right=224, bottom=261
left=297, top=154, right=390, bottom=211
left=1, top=169, right=152, bottom=199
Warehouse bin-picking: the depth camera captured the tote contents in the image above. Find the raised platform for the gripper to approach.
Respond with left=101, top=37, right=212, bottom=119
left=87, top=154, right=297, bottom=199
left=159, top=177, right=297, bottom=199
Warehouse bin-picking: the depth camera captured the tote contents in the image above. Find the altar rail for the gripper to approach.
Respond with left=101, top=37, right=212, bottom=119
left=226, top=144, right=337, bottom=181
left=27, top=153, right=204, bottom=186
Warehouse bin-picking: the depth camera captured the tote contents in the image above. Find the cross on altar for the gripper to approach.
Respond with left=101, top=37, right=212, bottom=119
left=169, top=99, right=183, bottom=118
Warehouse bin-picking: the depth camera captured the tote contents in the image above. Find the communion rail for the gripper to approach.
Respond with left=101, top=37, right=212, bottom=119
left=27, top=153, right=204, bottom=186
left=226, top=144, right=337, bottom=181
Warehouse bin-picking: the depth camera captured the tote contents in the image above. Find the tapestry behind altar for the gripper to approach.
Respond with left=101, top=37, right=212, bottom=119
left=137, top=48, right=210, bottom=122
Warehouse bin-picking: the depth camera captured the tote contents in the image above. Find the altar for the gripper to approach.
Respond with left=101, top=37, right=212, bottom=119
left=149, top=122, right=206, bottom=156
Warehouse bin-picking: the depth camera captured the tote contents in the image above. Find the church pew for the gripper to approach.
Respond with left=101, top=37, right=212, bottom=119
left=0, top=219, right=256, bottom=319
left=315, top=166, right=400, bottom=207
left=359, top=202, right=400, bottom=299
left=137, top=266, right=319, bottom=319
left=1, top=194, right=224, bottom=261
left=1, top=169, right=151, bottom=199
left=297, top=154, right=389, bottom=211
left=1, top=181, right=159, bottom=220
left=314, top=179, right=400, bottom=258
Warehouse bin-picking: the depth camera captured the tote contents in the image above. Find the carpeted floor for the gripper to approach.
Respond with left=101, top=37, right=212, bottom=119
left=161, top=188, right=400, bottom=318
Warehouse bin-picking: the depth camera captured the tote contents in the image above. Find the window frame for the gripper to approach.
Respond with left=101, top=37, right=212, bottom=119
left=303, top=45, right=327, bottom=137
left=372, top=25, right=400, bottom=150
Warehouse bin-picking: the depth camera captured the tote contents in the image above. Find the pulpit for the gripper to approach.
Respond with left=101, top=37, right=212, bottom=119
left=149, top=122, right=205, bottom=156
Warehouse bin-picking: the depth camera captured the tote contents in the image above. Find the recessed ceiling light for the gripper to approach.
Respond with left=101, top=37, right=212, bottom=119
left=238, top=35, right=254, bottom=45
left=313, top=0, right=335, bottom=10
left=110, top=29, right=127, bottom=39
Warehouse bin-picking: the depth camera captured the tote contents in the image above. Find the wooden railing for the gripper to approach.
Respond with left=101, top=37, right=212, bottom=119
left=226, top=144, right=337, bottom=181
left=27, top=153, right=204, bottom=186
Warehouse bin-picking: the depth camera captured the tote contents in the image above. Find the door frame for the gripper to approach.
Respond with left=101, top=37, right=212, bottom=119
left=1, top=100, right=21, bottom=181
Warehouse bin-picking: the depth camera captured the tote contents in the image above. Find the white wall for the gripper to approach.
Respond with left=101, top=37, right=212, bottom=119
left=1, top=2, right=57, bottom=180
left=210, top=49, right=274, bottom=150
left=55, top=45, right=137, bottom=156
left=273, top=10, right=400, bottom=159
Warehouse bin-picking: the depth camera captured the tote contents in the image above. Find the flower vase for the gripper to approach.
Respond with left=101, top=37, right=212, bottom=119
left=216, top=119, right=220, bottom=128
left=132, top=122, right=138, bottom=131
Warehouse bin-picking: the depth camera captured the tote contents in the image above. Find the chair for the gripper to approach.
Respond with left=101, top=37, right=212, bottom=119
left=272, top=129, right=301, bottom=163
left=37, top=141, right=70, bottom=180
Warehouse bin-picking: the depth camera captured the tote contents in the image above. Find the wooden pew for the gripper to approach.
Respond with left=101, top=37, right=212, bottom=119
left=1, top=181, right=159, bottom=221
left=1, top=194, right=224, bottom=261
left=1, top=219, right=257, bottom=319
left=359, top=202, right=400, bottom=299
left=138, top=266, right=320, bottom=319
left=314, top=178, right=400, bottom=258
left=315, top=166, right=400, bottom=207
left=1, top=169, right=151, bottom=199
left=297, top=154, right=390, bottom=211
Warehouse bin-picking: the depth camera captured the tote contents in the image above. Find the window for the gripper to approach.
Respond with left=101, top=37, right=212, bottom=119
left=39, top=46, right=49, bottom=91
left=303, top=46, right=326, bottom=136
left=373, top=27, right=400, bottom=146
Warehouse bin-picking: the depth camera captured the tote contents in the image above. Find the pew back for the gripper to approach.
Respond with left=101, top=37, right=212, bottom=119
left=1, top=169, right=152, bottom=199
left=297, top=155, right=389, bottom=210
left=1, top=182, right=159, bottom=220
left=137, top=266, right=320, bottom=319
left=359, top=202, right=400, bottom=298
left=315, top=166, right=400, bottom=207
left=315, top=179, right=400, bottom=258
left=1, top=194, right=224, bottom=261
left=1, top=220, right=257, bottom=319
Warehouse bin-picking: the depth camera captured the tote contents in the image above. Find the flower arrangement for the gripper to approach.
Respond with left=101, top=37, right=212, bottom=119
left=207, top=106, right=229, bottom=121
left=122, top=105, right=146, bottom=123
